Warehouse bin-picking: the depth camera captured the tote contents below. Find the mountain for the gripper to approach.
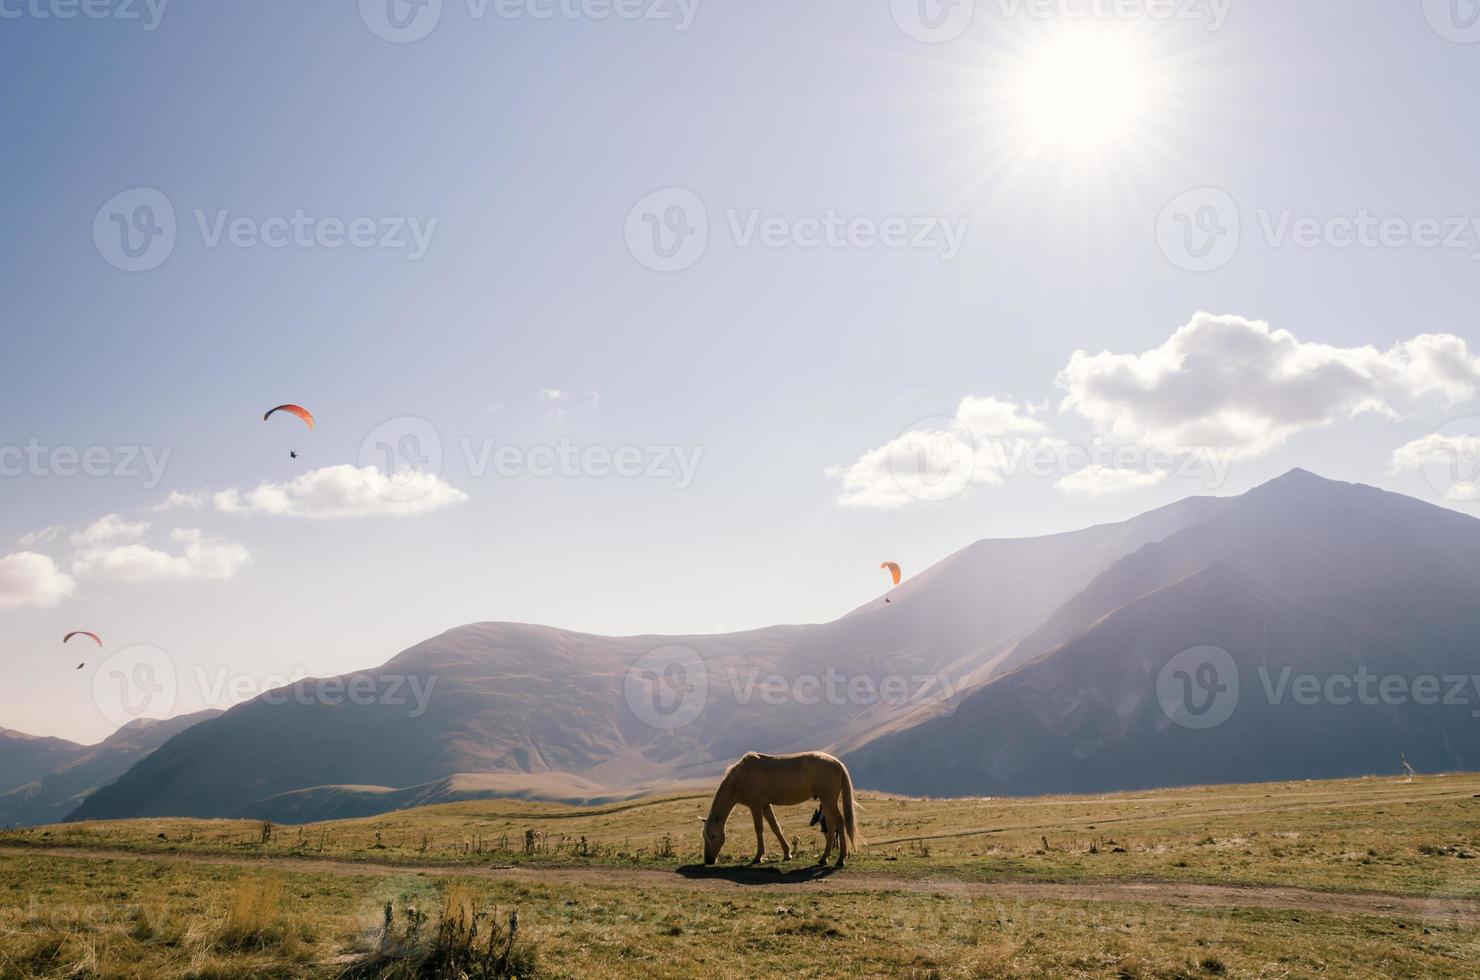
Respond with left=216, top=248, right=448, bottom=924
left=845, top=470, right=1480, bottom=794
left=73, top=470, right=1480, bottom=822
left=0, top=711, right=221, bottom=827
left=0, top=730, right=87, bottom=801
left=71, top=494, right=1220, bottom=822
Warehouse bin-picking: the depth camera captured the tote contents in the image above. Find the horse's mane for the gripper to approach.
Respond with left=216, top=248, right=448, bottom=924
left=718, top=752, right=757, bottom=785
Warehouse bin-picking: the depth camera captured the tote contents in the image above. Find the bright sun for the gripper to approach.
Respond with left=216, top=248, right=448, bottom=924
left=1007, top=30, right=1159, bottom=154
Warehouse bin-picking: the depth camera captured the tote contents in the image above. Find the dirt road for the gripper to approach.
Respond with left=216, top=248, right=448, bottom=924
left=4, top=844, right=1474, bottom=926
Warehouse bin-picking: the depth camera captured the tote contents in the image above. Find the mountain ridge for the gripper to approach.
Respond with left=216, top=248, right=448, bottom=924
left=62, top=469, right=1480, bottom=823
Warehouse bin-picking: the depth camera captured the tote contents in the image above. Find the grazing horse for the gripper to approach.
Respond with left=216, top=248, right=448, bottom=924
left=700, top=751, right=860, bottom=867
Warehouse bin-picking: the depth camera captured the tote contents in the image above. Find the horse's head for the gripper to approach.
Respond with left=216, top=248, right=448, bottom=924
left=700, top=815, right=726, bottom=865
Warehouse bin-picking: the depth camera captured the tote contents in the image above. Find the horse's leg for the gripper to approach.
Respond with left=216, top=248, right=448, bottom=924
left=749, top=805, right=766, bottom=864
left=821, top=795, right=846, bottom=868
left=818, top=803, right=835, bottom=866
left=762, top=805, right=790, bottom=861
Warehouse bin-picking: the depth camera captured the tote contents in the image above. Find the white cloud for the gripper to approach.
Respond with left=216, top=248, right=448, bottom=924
left=70, top=514, right=150, bottom=547
left=1389, top=432, right=1480, bottom=473
left=153, top=490, right=208, bottom=512
left=0, top=552, right=76, bottom=608
left=17, top=525, right=63, bottom=548
left=1058, top=313, right=1480, bottom=458
left=1055, top=465, right=1167, bottom=496
left=826, top=396, right=1047, bottom=509
left=539, top=388, right=566, bottom=402
left=210, top=464, right=468, bottom=519
left=956, top=396, right=1047, bottom=439
left=585, top=389, right=601, bottom=409
left=73, top=529, right=250, bottom=582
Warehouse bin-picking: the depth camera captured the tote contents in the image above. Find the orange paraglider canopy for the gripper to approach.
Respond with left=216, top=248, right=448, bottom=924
left=880, top=561, right=902, bottom=586
left=63, top=631, right=102, bottom=647
left=263, top=404, right=315, bottom=429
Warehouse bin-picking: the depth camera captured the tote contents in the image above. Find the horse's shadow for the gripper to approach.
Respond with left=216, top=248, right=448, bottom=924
left=675, top=862, right=840, bottom=885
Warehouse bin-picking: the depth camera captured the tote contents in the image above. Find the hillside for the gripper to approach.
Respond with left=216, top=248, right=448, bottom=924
left=846, top=470, right=1480, bottom=793
left=0, top=712, right=220, bottom=827
left=69, top=495, right=1219, bottom=822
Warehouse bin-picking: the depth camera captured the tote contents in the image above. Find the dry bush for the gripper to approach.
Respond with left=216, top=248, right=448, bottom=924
left=215, top=875, right=292, bottom=952
left=342, top=883, right=538, bottom=979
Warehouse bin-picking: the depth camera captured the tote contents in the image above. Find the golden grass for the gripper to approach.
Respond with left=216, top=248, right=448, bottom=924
left=2, top=774, right=1478, bottom=976
left=10, top=773, right=1480, bottom=897
left=0, top=850, right=1476, bottom=978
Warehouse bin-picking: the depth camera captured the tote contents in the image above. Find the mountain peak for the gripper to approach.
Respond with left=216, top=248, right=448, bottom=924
left=1266, top=467, right=1328, bottom=485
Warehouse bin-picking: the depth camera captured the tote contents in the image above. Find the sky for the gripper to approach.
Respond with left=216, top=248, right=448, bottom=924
left=3, top=0, right=1479, bottom=743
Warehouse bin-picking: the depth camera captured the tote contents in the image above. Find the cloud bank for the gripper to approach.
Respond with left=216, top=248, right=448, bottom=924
left=0, top=552, right=76, bottom=608
left=828, top=313, right=1480, bottom=507
left=202, top=464, right=468, bottom=519
left=1059, top=313, right=1480, bottom=458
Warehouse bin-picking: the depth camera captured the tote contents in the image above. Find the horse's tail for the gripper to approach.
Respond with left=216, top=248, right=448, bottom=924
left=839, top=760, right=862, bottom=851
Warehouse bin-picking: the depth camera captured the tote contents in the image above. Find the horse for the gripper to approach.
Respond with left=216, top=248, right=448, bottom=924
left=700, top=751, right=860, bottom=867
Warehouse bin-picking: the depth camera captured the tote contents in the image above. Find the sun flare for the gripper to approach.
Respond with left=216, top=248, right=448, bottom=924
left=1007, top=29, right=1159, bottom=155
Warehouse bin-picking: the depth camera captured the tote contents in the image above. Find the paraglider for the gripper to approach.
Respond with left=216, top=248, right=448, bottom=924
left=75, top=663, right=85, bottom=671
left=265, top=404, right=313, bottom=459
left=880, top=561, right=901, bottom=605
left=63, top=631, right=102, bottom=647
left=263, top=404, right=315, bottom=429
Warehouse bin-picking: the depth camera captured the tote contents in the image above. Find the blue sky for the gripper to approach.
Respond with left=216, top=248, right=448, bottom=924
left=4, top=0, right=1480, bottom=742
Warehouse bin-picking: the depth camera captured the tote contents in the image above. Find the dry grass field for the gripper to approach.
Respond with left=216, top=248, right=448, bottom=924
left=2, top=773, right=1477, bottom=978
